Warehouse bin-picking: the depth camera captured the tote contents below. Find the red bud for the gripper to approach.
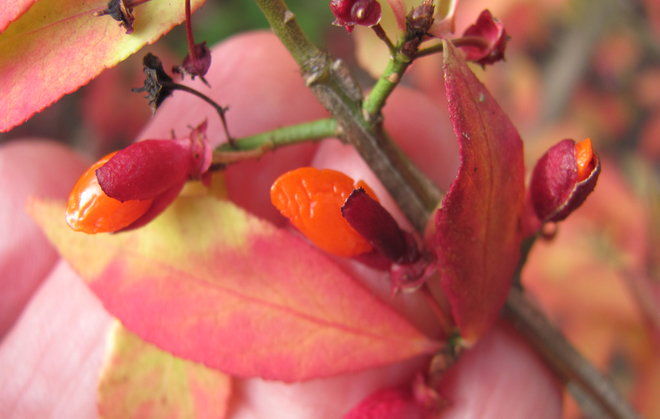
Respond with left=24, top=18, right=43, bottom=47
left=529, top=138, right=600, bottom=222
left=330, top=0, right=382, bottom=32
left=460, top=10, right=508, bottom=67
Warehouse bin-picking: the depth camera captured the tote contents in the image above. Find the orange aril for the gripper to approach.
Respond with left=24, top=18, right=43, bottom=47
left=66, top=152, right=152, bottom=234
left=270, top=167, right=378, bottom=257
left=575, top=138, right=595, bottom=182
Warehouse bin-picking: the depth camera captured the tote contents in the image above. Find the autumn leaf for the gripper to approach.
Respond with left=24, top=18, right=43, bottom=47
left=0, top=0, right=205, bottom=132
left=98, top=322, right=231, bottom=419
left=433, top=40, right=525, bottom=342
left=0, top=0, right=37, bottom=32
left=30, top=196, right=440, bottom=382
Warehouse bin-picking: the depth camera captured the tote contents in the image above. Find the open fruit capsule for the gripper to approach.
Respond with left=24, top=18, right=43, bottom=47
left=66, top=152, right=152, bottom=234
left=270, top=167, right=378, bottom=257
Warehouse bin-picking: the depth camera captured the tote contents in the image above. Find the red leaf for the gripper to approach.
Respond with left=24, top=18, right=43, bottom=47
left=98, top=322, right=231, bottom=419
left=343, top=386, right=424, bottom=419
left=434, top=41, right=525, bottom=341
left=0, top=0, right=37, bottom=32
left=30, top=196, right=440, bottom=382
left=0, top=0, right=206, bottom=132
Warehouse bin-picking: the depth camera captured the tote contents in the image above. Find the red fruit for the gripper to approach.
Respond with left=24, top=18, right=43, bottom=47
left=65, top=152, right=152, bottom=234
left=270, top=167, right=378, bottom=257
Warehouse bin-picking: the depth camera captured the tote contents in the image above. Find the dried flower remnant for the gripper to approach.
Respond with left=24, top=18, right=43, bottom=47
left=133, top=53, right=233, bottom=144
left=132, top=53, right=175, bottom=113
left=172, top=42, right=212, bottom=84
left=529, top=138, right=600, bottom=223
left=459, top=10, right=508, bottom=67
left=406, top=0, right=435, bottom=39
left=172, top=0, right=212, bottom=85
left=94, top=0, right=150, bottom=34
left=330, top=0, right=382, bottom=32
left=402, top=1, right=435, bottom=58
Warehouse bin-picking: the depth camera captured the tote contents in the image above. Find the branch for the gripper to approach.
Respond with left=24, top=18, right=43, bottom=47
left=253, top=0, right=441, bottom=233
left=212, top=118, right=337, bottom=164
left=253, top=1, right=639, bottom=417
left=504, top=289, right=640, bottom=419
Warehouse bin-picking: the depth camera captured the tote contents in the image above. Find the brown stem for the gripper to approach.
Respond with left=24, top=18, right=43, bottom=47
left=253, top=0, right=441, bottom=233
left=414, top=36, right=490, bottom=59
left=253, top=1, right=640, bottom=417
left=167, top=82, right=234, bottom=146
left=184, top=0, right=197, bottom=60
left=503, top=288, right=640, bottom=419
left=420, top=284, right=454, bottom=336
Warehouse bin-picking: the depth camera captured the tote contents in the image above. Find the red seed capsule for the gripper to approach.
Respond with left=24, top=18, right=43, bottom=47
left=65, top=152, right=152, bottom=234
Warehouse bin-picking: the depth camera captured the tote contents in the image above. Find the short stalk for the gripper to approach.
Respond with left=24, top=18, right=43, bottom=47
left=371, top=24, right=396, bottom=56
left=414, top=36, right=490, bottom=59
left=362, top=50, right=410, bottom=121
left=212, top=118, right=337, bottom=165
left=184, top=0, right=197, bottom=60
left=166, top=82, right=233, bottom=146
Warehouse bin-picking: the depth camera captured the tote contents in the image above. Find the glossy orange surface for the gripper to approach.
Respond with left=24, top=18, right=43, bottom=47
left=270, top=167, right=378, bottom=257
left=65, top=152, right=152, bottom=234
left=575, top=138, right=595, bottom=182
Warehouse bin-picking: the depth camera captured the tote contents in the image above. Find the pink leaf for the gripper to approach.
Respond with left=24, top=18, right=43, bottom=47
left=385, top=0, right=406, bottom=30
left=0, top=0, right=206, bottom=132
left=0, top=0, right=37, bottom=32
left=343, top=386, right=424, bottom=419
left=98, top=322, right=231, bottom=419
left=30, top=196, right=440, bottom=382
left=434, top=41, right=525, bottom=341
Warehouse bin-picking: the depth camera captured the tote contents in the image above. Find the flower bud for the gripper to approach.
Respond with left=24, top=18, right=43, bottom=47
left=330, top=0, right=382, bottom=32
left=529, top=138, right=600, bottom=223
left=460, top=10, right=508, bottom=67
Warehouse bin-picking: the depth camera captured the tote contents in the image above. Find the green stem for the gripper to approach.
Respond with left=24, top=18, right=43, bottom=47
left=362, top=49, right=411, bottom=121
left=213, top=118, right=337, bottom=161
left=414, top=36, right=490, bottom=59
left=253, top=0, right=441, bottom=232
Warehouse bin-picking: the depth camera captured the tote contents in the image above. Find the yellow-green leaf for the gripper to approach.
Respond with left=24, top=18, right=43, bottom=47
left=98, top=322, right=231, bottom=419
left=0, top=0, right=205, bottom=132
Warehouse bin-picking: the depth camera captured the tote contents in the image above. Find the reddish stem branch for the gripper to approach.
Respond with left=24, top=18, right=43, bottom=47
left=184, top=0, right=197, bottom=60
left=420, top=284, right=454, bottom=336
